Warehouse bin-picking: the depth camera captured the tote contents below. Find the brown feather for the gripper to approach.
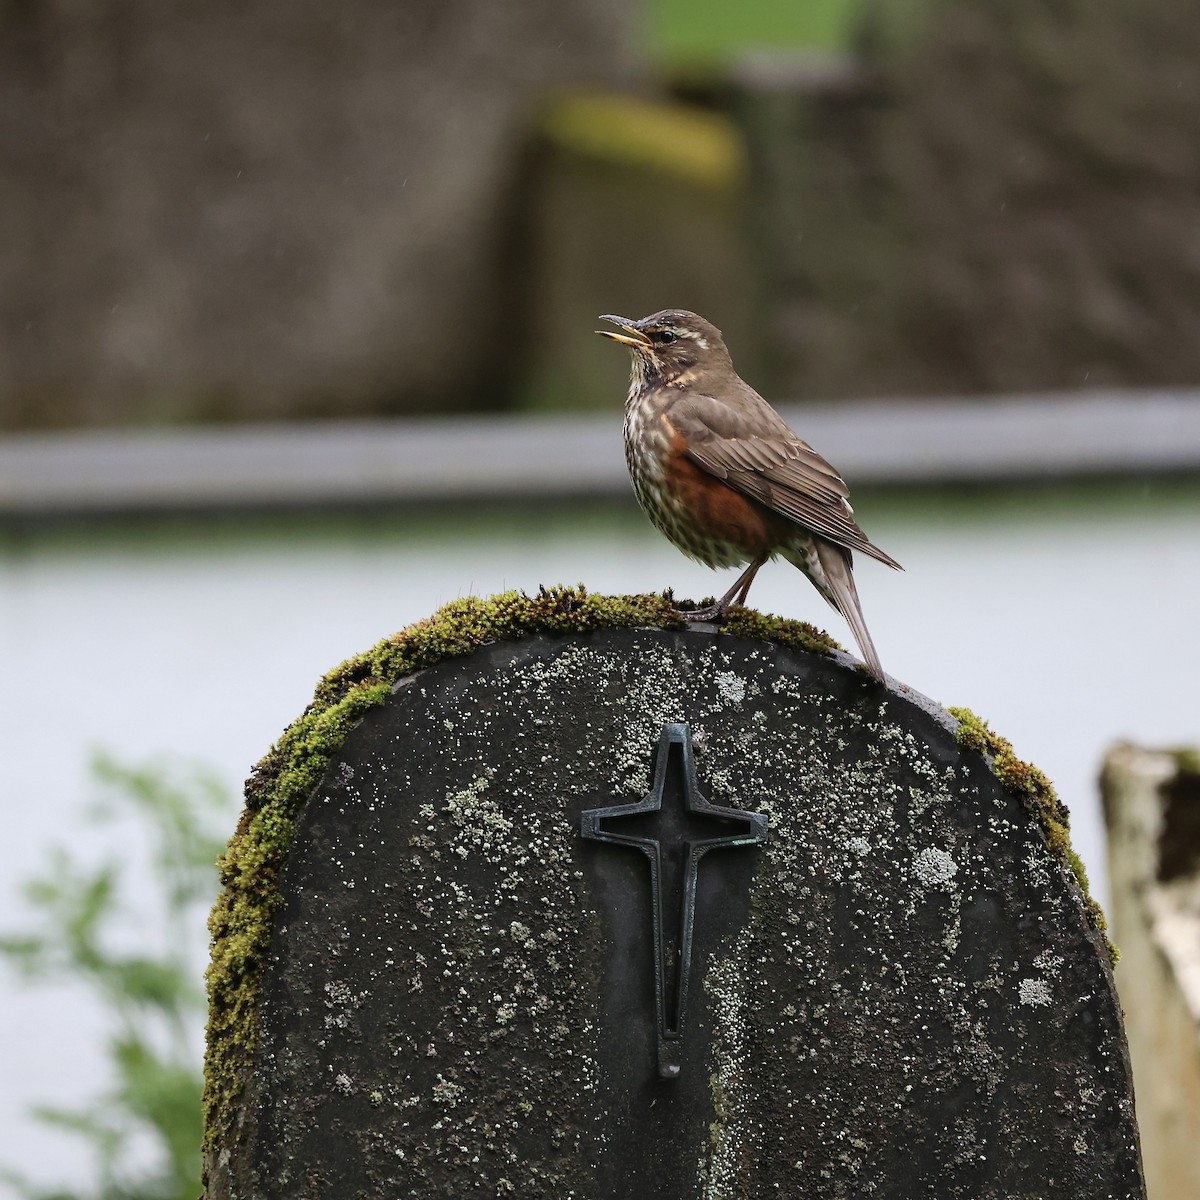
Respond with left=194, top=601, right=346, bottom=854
left=604, top=307, right=901, bottom=680
left=812, top=540, right=886, bottom=683
left=668, top=391, right=902, bottom=570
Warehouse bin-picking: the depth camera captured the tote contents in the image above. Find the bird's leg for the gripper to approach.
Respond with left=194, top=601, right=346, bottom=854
left=730, top=557, right=764, bottom=606
left=678, top=557, right=766, bottom=622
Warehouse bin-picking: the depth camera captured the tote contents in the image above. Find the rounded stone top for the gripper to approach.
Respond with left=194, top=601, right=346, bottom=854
left=203, top=588, right=1138, bottom=1199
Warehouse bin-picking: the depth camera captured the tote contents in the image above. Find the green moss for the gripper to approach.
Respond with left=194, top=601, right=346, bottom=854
left=651, top=0, right=858, bottom=67
left=946, top=706, right=1118, bottom=967
left=538, top=92, right=745, bottom=190
left=1169, top=746, right=1200, bottom=779
left=203, top=586, right=840, bottom=1166
left=719, top=603, right=842, bottom=658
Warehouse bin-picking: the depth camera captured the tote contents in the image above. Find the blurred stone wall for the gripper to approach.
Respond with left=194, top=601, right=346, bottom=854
left=9, top=0, right=1200, bottom=427
left=510, top=93, right=758, bottom=413
left=735, top=0, right=1200, bottom=400
left=0, top=0, right=640, bottom=428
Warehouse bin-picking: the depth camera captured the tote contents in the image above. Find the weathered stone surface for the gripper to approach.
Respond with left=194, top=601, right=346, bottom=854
left=208, top=627, right=1142, bottom=1198
left=1102, top=744, right=1200, bottom=1200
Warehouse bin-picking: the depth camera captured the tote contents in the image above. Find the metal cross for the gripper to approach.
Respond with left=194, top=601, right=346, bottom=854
left=581, top=722, right=769, bottom=1079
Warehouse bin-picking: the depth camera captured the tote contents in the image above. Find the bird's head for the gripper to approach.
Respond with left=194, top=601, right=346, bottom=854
left=596, top=310, right=732, bottom=386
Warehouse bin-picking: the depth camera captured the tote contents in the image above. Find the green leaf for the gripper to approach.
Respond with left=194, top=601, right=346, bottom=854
left=0, top=753, right=230, bottom=1200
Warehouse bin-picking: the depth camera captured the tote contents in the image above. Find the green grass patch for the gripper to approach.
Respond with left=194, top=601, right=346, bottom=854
left=648, top=0, right=860, bottom=67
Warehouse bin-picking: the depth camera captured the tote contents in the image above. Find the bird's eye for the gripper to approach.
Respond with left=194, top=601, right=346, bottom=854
left=654, top=329, right=676, bottom=345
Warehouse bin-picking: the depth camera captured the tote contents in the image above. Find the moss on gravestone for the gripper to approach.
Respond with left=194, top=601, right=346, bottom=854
left=203, top=586, right=1104, bottom=1175
left=203, top=585, right=838, bottom=1164
left=947, top=705, right=1116, bottom=964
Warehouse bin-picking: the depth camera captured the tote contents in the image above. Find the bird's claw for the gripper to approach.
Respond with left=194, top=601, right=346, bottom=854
left=677, top=601, right=727, bottom=623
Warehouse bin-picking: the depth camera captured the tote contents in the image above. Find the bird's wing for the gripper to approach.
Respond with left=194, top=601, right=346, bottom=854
left=669, top=390, right=903, bottom=569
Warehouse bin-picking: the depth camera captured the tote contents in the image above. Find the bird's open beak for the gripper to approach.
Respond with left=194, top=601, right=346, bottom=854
left=596, top=314, right=652, bottom=348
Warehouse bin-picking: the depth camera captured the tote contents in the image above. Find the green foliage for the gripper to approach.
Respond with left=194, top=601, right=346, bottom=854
left=649, top=0, right=859, bottom=67
left=0, top=754, right=229, bottom=1200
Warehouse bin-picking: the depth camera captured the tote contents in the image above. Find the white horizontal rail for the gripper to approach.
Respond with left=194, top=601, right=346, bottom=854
left=0, top=390, right=1198, bottom=516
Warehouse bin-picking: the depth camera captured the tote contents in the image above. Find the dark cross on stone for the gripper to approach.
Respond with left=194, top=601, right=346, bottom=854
left=581, top=722, right=769, bottom=1079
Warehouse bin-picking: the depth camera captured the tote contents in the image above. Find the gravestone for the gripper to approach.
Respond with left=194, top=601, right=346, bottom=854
left=204, top=591, right=1144, bottom=1199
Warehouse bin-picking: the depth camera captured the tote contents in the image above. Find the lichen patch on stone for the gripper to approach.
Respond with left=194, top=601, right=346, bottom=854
left=203, top=587, right=840, bottom=1173
left=947, top=706, right=1116, bottom=964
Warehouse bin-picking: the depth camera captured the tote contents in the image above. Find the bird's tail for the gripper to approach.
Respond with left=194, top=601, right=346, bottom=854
left=810, top=540, right=886, bottom=683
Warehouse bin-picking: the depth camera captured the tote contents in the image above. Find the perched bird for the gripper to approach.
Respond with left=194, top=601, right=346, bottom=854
left=597, top=309, right=902, bottom=682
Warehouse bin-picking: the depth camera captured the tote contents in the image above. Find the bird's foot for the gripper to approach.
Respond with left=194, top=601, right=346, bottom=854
left=676, top=599, right=728, bottom=623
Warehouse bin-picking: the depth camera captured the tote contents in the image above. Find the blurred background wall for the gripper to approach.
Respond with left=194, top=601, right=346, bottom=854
left=2, top=0, right=1199, bottom=1197
left=0, top=0, right=642, bottom=426
left=7, top=0, right=1200, bottom=427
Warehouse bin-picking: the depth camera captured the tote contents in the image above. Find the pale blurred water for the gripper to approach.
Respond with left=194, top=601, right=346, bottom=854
left=1, top=482, right=1198, bottom=1191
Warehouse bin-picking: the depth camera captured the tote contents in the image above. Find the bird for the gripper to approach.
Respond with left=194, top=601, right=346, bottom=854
left=597, top=309, right=902, bottom=682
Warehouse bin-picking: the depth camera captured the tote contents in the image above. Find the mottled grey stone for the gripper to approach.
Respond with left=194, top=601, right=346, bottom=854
left=213, top=628, right=1143, bottom=1199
